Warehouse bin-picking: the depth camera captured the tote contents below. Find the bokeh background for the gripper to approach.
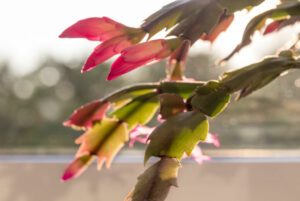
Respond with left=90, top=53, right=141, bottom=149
left=1, top=0, right=300, bottom=154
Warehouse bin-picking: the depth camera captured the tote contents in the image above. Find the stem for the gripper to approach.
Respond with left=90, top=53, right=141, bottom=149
left=103, top=81, right=206, bottom=103
left=103, top=83, right=160, bottom=102
left=168, top=40, right=191, bottom=81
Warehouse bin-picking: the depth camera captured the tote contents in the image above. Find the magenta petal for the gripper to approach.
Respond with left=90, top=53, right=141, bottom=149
left=59, top=17, right=125, bottom=41
left=107, top=56, right=160, bottom=80
left=61, top=155, right=94, bottom=182
left=182, top=145, right=210, bottom=164
left=190, top=146, right=211, bottom=165
left=129, top=125, right=155, bottom=147
left=204, top=133, right=220, bottom=147
left=107, top=39, right=172, bottom=80
left=82, top=36, right=132, bottom=72
left=63, top=100, right=110, bottom=129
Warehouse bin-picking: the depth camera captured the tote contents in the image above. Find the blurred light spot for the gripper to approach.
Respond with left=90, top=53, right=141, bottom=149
left=66, top=61, right=82, bottom=70
left=55, top=81, right=75, bottom=101
left=240, top=127, right=263, bottom=142
left=295, top=78, right=300, bottom=88
left=13, top=79, right=35, bottom=99
left=37, top=98, right=61, bottom=121
left=39, top=66, right=60, bottom=87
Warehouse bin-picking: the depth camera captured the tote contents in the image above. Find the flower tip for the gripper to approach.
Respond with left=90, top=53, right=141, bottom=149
left=58, top=31, right=68, bottom=38
left=61, top=171, right=74, bottom=182
left=59, top=28, right=76, bottom=38
left=82, top=56, right=100, bottom=73
left=106, top=75, right=114, bottom=81
left=81, top=65, right=90, bottom=73
left=106, top=71, right=118, bottom=81
left=81, top=65, right=93, bottom=73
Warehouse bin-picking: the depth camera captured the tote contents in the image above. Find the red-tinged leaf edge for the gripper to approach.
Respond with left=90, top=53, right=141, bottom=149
left=63, top=101, right=110, bottom=130
left=61, top=154, right=94, bottom=182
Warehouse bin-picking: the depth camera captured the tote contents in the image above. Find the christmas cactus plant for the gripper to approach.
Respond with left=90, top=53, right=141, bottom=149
left=59, top=0, right=300, bottom=200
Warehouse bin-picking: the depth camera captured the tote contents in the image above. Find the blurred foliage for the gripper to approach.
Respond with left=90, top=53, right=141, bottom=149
left=0, top=53, right=300, bottom=153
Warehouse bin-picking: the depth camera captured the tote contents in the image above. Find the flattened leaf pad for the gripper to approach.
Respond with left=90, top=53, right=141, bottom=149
left=145, top=111, right=209, bottom=163
left=126, top=157, right=181, bottom=201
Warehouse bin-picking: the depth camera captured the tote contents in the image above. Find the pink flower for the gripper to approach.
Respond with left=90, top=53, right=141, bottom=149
left=129, top=125, right=155, bottom=147
left=204, top=133, right=220, bottom=147
left=60, top=17, right=146, bottom=72
left=156, top=115, right=165, bottom=123
left=107, top=38, right=182, bottom=80
left=83, top=36, right=132, bottom=72
left=182, top=133, right=219, bottom=164
left=59, top=17, right=125, bottom=41
left=63, top=100, right=110, bottom=129
left=186, top=146, right=211, bottom=165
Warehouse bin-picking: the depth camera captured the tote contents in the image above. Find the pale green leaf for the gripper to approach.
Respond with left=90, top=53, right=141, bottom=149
left=145, top=111, right=209, bottom=163
left=190, top=81, right=231, bottom=117
left=160, top=81, right=204, bottom=99
left=110, top=93, right=159, bottom=130
left=75, top=118, right=128, bottom=169
left=217, top=0, right=264, bottom=14
left=220, top=54, right=297, bottom=99
left=142, top=0, right=208, bottom=39
left=169, top=1, right=224, bottom=42
left=125, top=157, right=181, bottom=201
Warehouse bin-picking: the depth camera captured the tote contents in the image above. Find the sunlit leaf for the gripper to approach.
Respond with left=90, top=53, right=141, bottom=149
left=111, top=88, right=157, bottom=109
left=110, top=93, right=159, bottom=130
left=205, top=13, right=234, bottom=42
left=220, top=53, right=297, bottom=99
left=145, top=111, right=209, bottom=163
left=159, top=93, right=186, bottom=119
left=75, top=118, right=128, bottom=170
left=143, top=0, right=264, bottom=42
left=169, top=1, right=224, bottom=43
left=190, top=81, right=230, bottom=117
left=217, top=0, right=264, bottom=14
left=142, top=0, right=207, bottom=39
left=125, top=157, right=181, bottom=201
